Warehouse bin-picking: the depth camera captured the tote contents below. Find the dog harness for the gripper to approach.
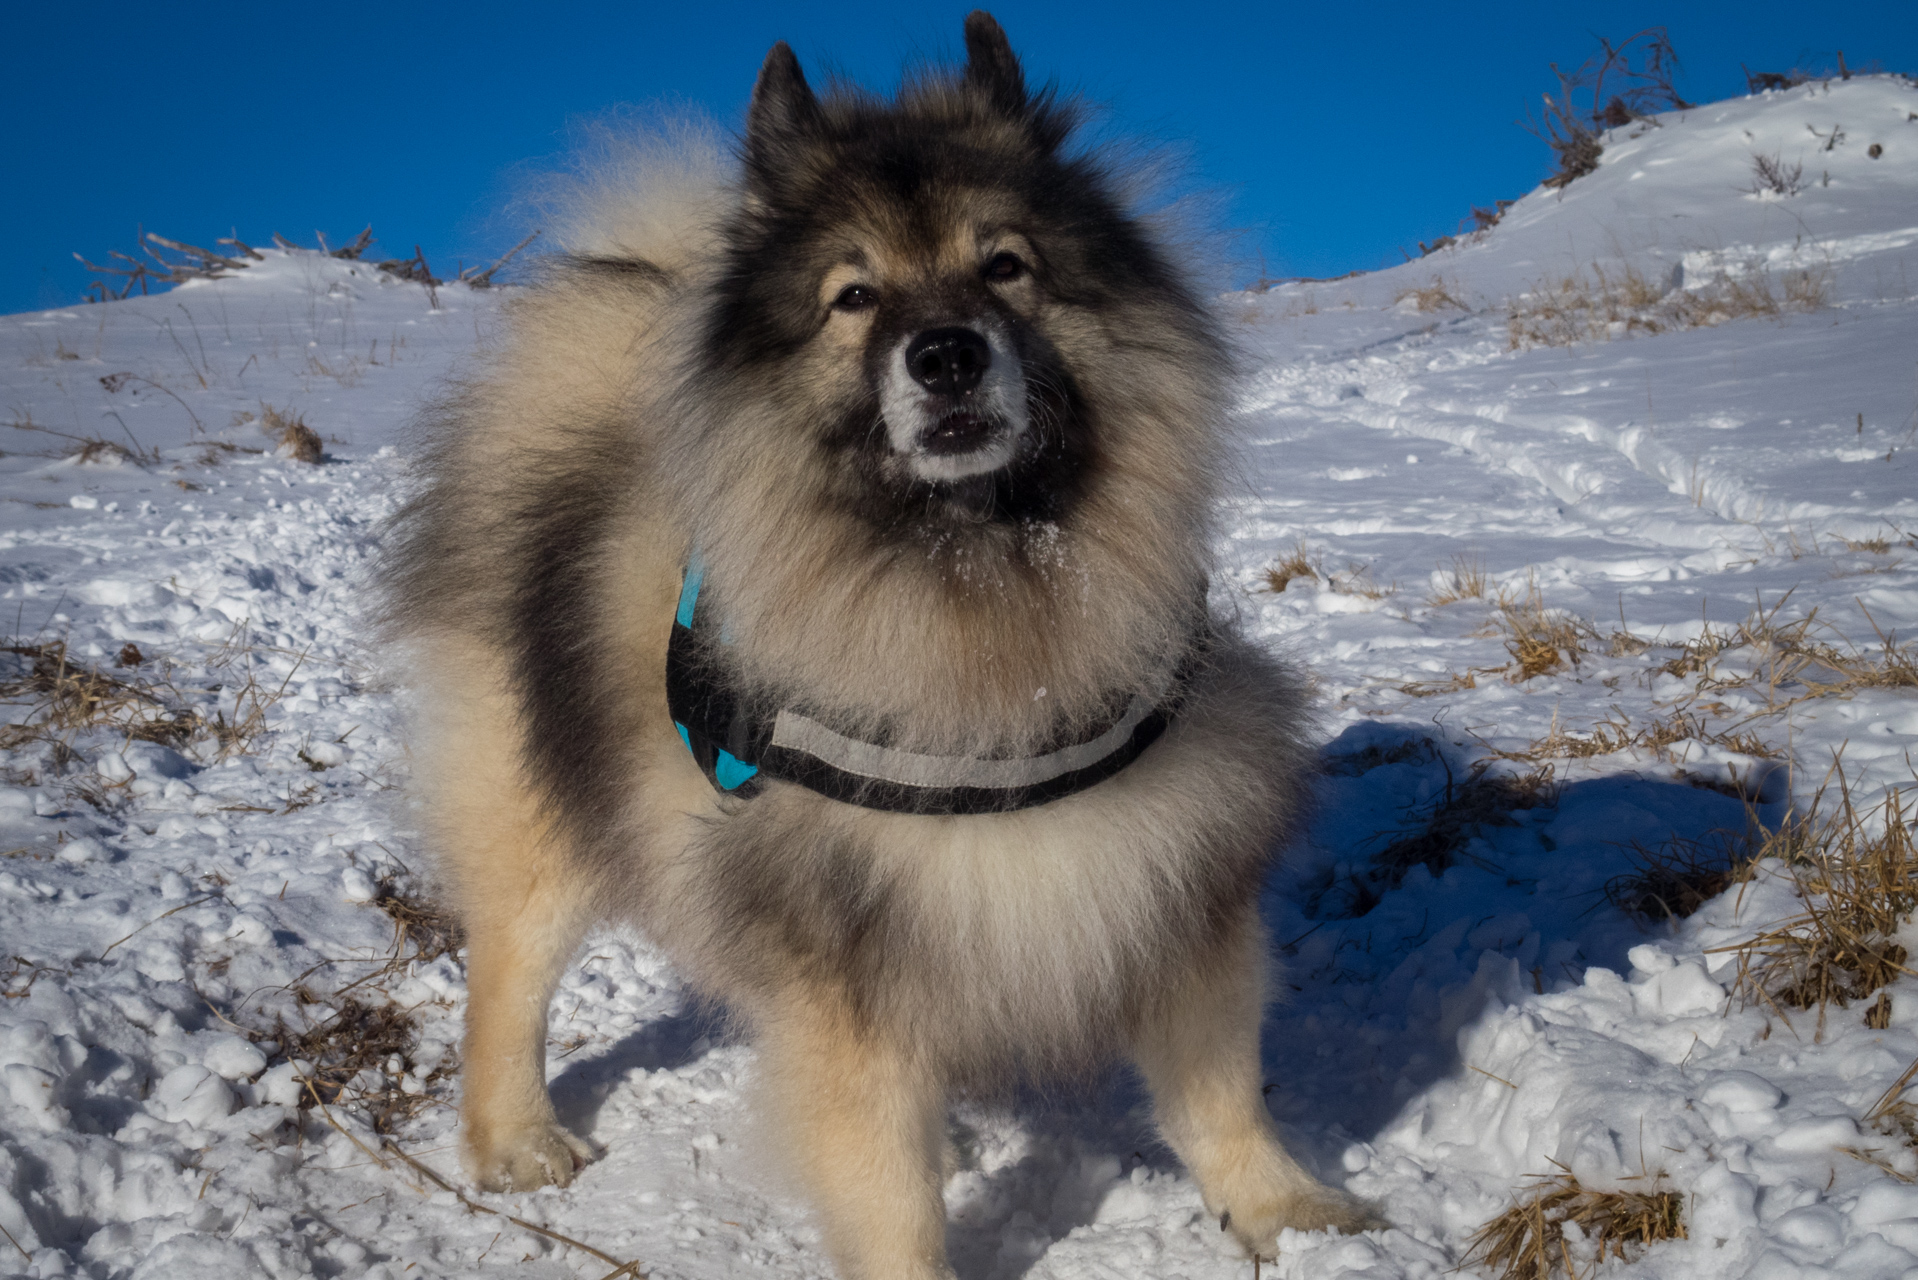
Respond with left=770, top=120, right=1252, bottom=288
left=666, top=553, right=1197, bottom=814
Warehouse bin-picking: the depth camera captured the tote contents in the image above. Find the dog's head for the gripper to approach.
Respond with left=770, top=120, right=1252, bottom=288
left=695, top=12, right=1219, bottom=528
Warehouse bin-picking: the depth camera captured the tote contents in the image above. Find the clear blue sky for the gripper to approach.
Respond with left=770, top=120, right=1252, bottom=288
left=4, top=2, right=1913, bottom=314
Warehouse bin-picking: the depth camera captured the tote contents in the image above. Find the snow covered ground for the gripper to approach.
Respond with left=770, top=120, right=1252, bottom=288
left=1, top=74, right=1915, bottom=1280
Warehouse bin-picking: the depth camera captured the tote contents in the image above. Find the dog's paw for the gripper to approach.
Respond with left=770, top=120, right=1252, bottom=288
left=466, top=1122, right=594, bottom=1192
left=1221, top=1185, right=1385, bottom=1255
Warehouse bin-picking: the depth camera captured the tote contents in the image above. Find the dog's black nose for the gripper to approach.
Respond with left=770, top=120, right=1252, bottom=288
left=904, top=328, right=991, bottom=396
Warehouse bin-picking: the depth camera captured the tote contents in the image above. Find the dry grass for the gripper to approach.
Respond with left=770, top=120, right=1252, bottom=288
left=1653, top=595, right=1917, bottom=708
left=1369, top=764, right=1557, bottom=891
left=1862, top=1059, right=1918, bottom=1165
left=1428, top=553, right=1489, bottom=606
left=1328, top=562, right=1396, bottom=601
left=260, top=405, right=324, bottom=464
left=1264, top=545, right=1396, bottom=600
left=1467, top=1163, right=1686, bottom=1280
left=1263, top=543, right=1321, bottom=594
left=0, top=635, right=302, bottom=768
left=1605, top=831, right=1761, bottom=921
left=1749, top=151, right=1805, bottom=197
left=0, top=641, right=201, bottom=752
left=225, top=874, right=465, bottom=1135
left=1312, top=761, right=1557, bottom=917
left=1495, top=581, right=1598, bottom=681
left=4, top=409, right=161, bottom=467
left=1507, top=258, right=1830, bottom=351
left=1395, top=276, right=1470, bottom=312
left=1712, top=778, right=1918, bottom=1039
left=1485, top=706, right=1781, bottom=766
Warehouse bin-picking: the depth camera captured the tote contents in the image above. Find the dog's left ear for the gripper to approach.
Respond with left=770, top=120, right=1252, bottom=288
left=963, top=11, right=1027, bottom=116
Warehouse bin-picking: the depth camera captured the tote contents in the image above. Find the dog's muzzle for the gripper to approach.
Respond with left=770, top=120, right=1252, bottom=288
left=882, top=324, right=1028, bottom=481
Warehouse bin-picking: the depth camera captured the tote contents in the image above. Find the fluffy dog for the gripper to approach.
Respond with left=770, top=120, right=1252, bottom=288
left=381, top=12, right=1373, bottom=1276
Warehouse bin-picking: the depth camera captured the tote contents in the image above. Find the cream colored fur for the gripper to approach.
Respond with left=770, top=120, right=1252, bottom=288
left=390, top=108, right=1376, bottom=1276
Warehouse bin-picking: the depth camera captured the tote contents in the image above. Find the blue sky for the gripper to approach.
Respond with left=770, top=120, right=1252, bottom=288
left=4, top=2, right=1913, bottom=314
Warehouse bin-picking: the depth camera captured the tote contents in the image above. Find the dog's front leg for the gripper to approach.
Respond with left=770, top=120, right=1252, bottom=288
left=1132, top=912, right=1380, bottom=1257
left=458, top=866, right=595, bottom=1191
left=759, top=993, right=955, bottom=1280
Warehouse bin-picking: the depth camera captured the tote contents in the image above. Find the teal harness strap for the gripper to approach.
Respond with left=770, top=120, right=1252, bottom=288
left=668, top=552, right=759, bottom=791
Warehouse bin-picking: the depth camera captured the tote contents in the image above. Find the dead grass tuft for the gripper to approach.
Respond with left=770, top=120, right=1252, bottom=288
left=1369, top=763, right=1557, bottom=891
left=371, top=873, right=464, bottom=967
left=1655, top=595, right=1917, bottom=707
left=1328, top=562, right=1396, bottom=601
left=1263, top=543, right=1322, bottom=594
left=1605, top=831, right=1760, bottom=921
left=1467, top=1163, right=1686, bottom=1280
left=1395, top=277, right=1470, bottom=312
left=273, top=992, right=442, bottom=1133
left=0, top=634, right=303, bottom=766
left=0, top=641, right=200, bottom=750
left=261, top=405, right=323, bottom=464
left=1507, top=258, right=1830, bottom=351
left=1486, top=706, right=1782, bottom=766
left=1749, top=151, right=1805, bottom=197
left=224, top=874, right=465, bottom=1134
left=1428, top=553, right=1489, bottom=606
left=1713, top=778, right=1918, bottom=1039
left=1496, top=581, right=1597, bottom=681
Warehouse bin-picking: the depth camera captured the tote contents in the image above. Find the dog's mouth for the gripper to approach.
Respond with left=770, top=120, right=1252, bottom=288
left=920, top=411, right=1001, bottom=458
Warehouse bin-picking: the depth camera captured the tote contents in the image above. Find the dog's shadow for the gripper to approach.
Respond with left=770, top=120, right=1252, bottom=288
left=549, top=1011, right=1170, bottom=1280
left=943, top=1073, right=1179, bottom=1280
left=546, top=1008, right=716, bottom=1136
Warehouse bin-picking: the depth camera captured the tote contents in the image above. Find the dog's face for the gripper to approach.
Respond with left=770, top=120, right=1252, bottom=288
left=698, top=13, right=1205, bottom=530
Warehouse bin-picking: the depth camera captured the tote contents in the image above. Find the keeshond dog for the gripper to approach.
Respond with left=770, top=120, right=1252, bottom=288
left=381, top=11, right=1373, bottom=1276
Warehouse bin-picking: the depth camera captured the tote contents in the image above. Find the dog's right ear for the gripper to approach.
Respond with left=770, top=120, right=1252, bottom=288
left=747, top=42, right=823, bottom=173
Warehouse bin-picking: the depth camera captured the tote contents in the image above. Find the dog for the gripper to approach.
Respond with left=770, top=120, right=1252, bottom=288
left=380, top=12, right=1374, bottom=1276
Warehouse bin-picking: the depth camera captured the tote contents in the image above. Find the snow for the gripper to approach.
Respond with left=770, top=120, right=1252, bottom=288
left=0, top=73, right=1915, bottom=1279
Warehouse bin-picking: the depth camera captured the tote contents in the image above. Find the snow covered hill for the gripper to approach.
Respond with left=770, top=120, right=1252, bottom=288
left=0, top=74, right=1914, bottom=1280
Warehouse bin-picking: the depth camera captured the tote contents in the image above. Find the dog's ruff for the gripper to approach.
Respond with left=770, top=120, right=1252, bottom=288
left=666, top=553, right=1202, bottom=812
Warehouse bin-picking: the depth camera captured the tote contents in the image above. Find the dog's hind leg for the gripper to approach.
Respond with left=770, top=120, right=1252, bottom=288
left=1132, top=910, right=1380, bottom=1256
left=758, top=992, right=955, bottom=1280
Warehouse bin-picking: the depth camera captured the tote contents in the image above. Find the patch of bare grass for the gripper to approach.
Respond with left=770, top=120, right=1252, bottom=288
left=217, top=874, right=465, bottom=1134
left=1657, top=595, right=1917, bottom=709
left=0, top=641, right=200, bottom=751
left=4, top=408, right=161, bottom=466
left=1467, top=1163, right=1686, bottom=1280
left=1485, top=706, right=1781, bottom=767
left=1328, top=561, right=1396, bottom=601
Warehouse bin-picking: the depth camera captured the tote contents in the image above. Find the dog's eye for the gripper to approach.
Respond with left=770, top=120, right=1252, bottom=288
left=984, top=252, right=1026, bottom=283
left=833, top=284, right=877, bottom=311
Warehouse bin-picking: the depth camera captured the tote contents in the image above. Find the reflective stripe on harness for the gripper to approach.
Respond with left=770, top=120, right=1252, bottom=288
left=664, top=553, right=1194, bottom=814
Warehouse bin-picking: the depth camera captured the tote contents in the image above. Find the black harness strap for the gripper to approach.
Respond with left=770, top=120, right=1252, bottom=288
left=664, top=556, right=1196, bottom=814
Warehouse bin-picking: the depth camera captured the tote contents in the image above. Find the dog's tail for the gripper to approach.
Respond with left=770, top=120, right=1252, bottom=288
left=536, top=113, right=734, bottom=274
